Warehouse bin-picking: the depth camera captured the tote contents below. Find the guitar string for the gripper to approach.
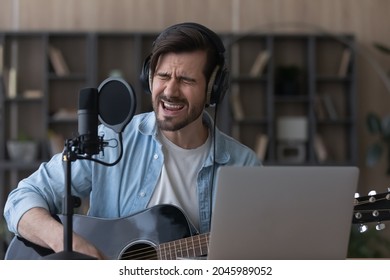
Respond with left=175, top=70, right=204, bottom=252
left=355, top=209, right=390, bottom=214
left=355, top=196, right=390, bottom=207
left=354, top=196, right=390, bottom=222
left=119, top=237, right=209, bottom=260
left=117, top=235, right=210, bottom=260
left=113, top=195, right=390, bottom=259
left=118, top=240, right=209, bottom=260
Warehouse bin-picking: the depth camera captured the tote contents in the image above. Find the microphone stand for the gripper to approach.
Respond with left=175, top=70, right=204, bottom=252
left=43, top=138, right=96, bottom=260
left=43, top=78, right=134, bottom=259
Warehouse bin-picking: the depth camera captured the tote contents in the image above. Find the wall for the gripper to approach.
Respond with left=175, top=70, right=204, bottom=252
left=1, top=0, right=390, bottom=228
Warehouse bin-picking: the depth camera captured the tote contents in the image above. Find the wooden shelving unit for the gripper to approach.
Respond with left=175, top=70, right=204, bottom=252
left=0, top=31, right=357, bottom=258
left=227, top=33, right=357, bottom=166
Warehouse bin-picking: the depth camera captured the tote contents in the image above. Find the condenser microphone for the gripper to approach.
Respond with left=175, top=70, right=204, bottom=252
left=77, top=87, right=100, bottom=155
left=75, top=78, right=136, bottom=159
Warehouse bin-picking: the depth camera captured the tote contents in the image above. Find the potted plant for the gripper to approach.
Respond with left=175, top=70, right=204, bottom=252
left=6, top=133, right=39, bottom=163
left=348, top=226, right=390, bottom=258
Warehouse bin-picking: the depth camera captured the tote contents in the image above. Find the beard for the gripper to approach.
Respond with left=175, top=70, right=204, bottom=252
left=153, top=95, right=204, bottom=131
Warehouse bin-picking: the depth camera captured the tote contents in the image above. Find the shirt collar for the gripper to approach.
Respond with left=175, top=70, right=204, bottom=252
left=138, top=111, right=230, bottom=164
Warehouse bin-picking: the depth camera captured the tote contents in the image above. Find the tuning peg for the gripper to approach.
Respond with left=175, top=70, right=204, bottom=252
left=354, top=192, right=360, bottom=198
left=376, top=222, right=386, bottom=231
left=354, top=212, right=362, bottom=219
left=359, top=224, right=368, bottom=233
left=367, top=190, right=377, bottom=203
left=354, top=193, right=361, bottom=205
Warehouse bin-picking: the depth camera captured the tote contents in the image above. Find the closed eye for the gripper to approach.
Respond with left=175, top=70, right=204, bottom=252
left=180, top=77, right=196, bottom=85
left=156, top=73, right=170, bottom=80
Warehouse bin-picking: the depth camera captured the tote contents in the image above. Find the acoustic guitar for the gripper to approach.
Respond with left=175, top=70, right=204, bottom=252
left=6, top=190, right=390, bottom=260
left=5, top=204, right=209, bottom=260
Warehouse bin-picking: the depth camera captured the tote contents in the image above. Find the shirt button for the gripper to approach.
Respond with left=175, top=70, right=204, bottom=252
left=139, top=192, right=146, bottom=197
left=153, top=154, right=159, bottom=160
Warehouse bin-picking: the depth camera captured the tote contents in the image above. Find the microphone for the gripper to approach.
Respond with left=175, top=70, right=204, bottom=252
left=77, top=88, right=100, bottom=156
left=97, top=77, right=136, bottom=134
left=49, top=78, right=137, bottom=260
left=76, top=78, right=136, bottom=157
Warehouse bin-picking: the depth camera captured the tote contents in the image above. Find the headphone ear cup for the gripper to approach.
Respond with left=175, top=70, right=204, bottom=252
left=208, top=66, right=229, bottom=106
left=140, top=55, right=152, bottom=94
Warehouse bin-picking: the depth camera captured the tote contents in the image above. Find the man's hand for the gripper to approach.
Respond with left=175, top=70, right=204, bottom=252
left=71, top=233, right=107, bottom=259
left=18, top=207, right=106, bottom=259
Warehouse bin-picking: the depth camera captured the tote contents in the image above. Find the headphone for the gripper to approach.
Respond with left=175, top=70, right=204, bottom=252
left=140, top=22, right=229, bottom=106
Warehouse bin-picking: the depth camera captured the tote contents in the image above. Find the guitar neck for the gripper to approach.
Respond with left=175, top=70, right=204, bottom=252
left=353, top=191, right=390, bottom=224
left=157, top=232, right=210, bottom=260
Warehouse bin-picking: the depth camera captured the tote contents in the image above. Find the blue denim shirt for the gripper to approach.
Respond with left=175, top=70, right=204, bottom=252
left=4, top=111, right=261, bottom=234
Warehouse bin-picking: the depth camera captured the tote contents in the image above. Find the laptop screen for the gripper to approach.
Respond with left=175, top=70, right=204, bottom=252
left=208, top=166, right=359, bottom=260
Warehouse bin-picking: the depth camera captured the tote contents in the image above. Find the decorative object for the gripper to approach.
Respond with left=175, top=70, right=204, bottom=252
left=276, top=116, right=308, bottom=163
left=7, top=139, right=38, bottom=162
left=275, top=65, right=302, bottom=95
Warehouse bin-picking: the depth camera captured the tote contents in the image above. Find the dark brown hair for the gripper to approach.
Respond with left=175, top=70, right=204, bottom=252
left=149, top=26, right=219, bottom=86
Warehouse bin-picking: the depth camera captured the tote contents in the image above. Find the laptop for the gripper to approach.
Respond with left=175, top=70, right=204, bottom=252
left=207, top=166, right=359, bottom=260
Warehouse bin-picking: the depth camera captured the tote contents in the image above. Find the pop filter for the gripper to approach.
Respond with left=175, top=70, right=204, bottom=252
left=97, top=77, right=136, bottom=133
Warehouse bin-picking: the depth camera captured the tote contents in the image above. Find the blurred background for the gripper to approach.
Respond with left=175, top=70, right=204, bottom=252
left=0, top=0, right=390, bottom=259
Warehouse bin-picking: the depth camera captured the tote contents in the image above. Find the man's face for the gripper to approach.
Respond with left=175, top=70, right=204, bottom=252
left=151, top=51, right=207, bottom=132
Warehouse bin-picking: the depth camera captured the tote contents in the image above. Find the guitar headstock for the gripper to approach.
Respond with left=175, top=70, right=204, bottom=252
left=353, top=189, right=390, bottom=232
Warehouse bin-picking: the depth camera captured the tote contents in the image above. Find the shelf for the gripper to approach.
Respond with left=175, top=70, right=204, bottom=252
left=228, top=33, right=357, bottom=165
left=0, top=31, right=357, bottom=210
left=0, top=160, right=42, bottom=170
left=47, top=73, right=88, bottom=80
left=4, top=96, right=44, bottom=103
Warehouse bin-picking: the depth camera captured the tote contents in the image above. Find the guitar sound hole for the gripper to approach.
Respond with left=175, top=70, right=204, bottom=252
left=120, top=243, right=157, bottom=260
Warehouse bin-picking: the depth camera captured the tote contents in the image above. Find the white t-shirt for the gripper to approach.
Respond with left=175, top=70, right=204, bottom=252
left=148, top=131, right=211, bottom=231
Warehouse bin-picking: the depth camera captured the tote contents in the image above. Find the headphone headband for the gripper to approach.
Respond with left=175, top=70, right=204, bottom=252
left=157, top=22, right=226, bottom=57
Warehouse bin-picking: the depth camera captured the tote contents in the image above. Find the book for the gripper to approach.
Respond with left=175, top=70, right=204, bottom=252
left=51, top=108, right=77, bottom=121
left=314, top=95, right=326, bottom=120
left=338, top=48, right=351, bottom=77
left=0, top=43, right=3, bottom=76
left=23, top=89, right=43, bottom=99
left=255, top=134, right=268, bottom=161
left=314, top=134, right=328, bottom=162
left=2, top=68, right=9, bottom=96
left=7, top=67, right=17, bottom=99
left=48, top=46, right=70, bottom=76
left=322, top=94, right=339, bottom=120
left=249, top=50, right=270, bottom=77
left=230, top=85, right=244, bottom=120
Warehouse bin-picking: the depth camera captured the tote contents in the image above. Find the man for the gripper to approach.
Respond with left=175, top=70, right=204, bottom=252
left=4, top=22, right=261, bottom=259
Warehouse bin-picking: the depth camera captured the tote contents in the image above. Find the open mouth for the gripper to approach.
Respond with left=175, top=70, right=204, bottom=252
left=162, top=100, right=185, bottom=111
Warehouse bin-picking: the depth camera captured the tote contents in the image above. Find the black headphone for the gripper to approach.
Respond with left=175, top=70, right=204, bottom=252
left=139, top=22, right=229, bottom=106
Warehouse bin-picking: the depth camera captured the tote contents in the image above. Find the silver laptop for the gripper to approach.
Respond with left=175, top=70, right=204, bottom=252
left=207, top=166, right=359, bottom=260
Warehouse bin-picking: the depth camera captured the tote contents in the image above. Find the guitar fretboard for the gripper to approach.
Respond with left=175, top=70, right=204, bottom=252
left=158, top=232, right=209, bottom=260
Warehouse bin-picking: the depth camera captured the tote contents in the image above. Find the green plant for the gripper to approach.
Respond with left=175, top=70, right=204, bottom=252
left=12, top=131, right=33, bottom=142
left=348, top=226, right=390, bottom=258
left=366, top=112, right=390, bottom=174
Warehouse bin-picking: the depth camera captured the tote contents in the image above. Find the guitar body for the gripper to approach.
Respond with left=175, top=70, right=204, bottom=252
left=5, top=204, right=194, bottom=260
